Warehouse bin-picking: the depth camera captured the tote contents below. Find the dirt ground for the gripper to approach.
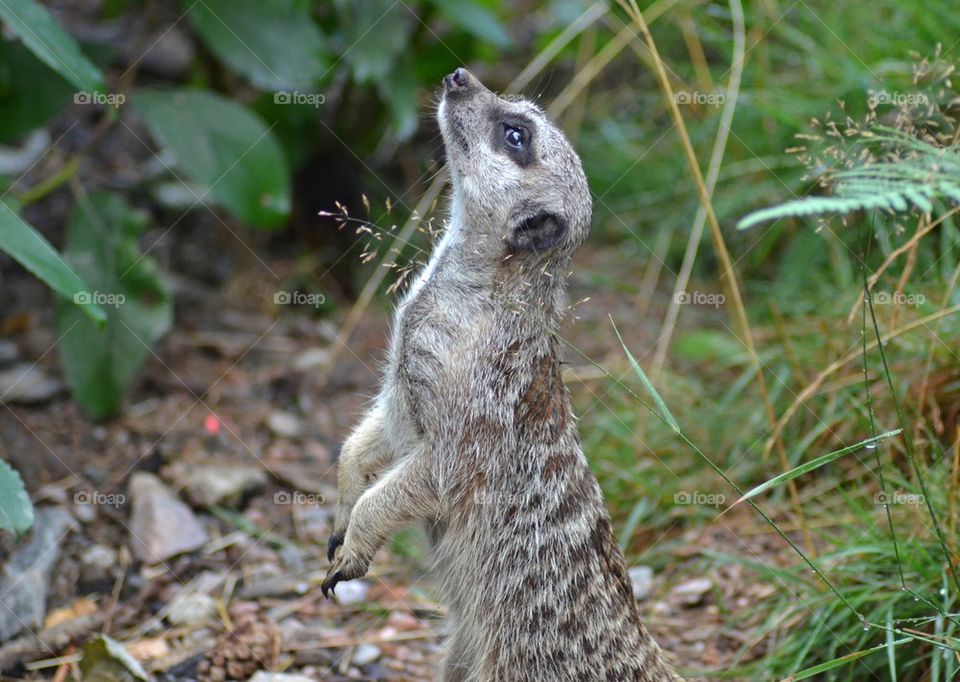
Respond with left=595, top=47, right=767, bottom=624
left=0, top=234, right=795, bottom=681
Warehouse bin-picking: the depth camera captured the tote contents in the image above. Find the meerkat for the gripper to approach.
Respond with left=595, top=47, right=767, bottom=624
left=324, top=67, right=681, bottom=681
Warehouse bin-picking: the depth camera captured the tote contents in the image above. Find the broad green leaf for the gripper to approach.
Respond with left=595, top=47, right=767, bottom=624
left=0, top=0, right=103, bottom=93
left=378, top=57, right=420, bottom=140
left=789, top=639, right=911, bottom=680
left=730, top=429, right=902, bottom=507
left=134, top=89, right=291, bottom=228
left=334, top=0, right=414, bottom=83
left=611, top=317, right=680, bottom=434
left=0, top=459, right=33, bottom=537
left=0, top=41, right=76, bottom=143
left=430, top=0, right=511, bottom=47
left=0, top=200, right=106, bottom=323
left=56, top=192, right=172, bottom=418
left=181, top=0, right=327, bottom=90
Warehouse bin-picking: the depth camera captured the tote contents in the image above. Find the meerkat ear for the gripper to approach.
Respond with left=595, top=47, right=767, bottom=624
left=505, top=212, right=568, bottom=253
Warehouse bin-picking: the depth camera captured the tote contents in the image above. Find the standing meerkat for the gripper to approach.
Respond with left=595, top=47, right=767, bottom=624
left=324, top=67, right=681, bottom=681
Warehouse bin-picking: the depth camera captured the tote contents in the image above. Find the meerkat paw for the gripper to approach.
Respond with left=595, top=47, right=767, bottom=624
left=321, top=544, right=370, bottom=598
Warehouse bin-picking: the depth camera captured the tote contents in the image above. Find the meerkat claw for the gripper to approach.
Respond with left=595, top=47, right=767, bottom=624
left=327, top=532, right=344, bottom=562
left=321, top=571, right=341, bottom=598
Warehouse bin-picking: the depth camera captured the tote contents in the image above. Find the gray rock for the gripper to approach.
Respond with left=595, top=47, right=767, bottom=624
left=178, top=463, right=266, bottom=508
left=249, top=673, right=315, bottom=682
left=352, top=643, right=381, bottom=666
left=267, top=410, right=303, bottom=439
left=0, top=507, right=76, bottom=642
left=127, top=472, right=209, bottom=564
left=332, top=580, right=370, bottom=605
left=166, top=591, right=218, bottom=625
left=0, top=339, right=18, bottom=366
left=628, top=565, right=654, bottom=601
left=670, top=576, right=713, bottom=606
left=0, top=364, right=63, bottom=404
left=79, top=544, right=118, bottom=584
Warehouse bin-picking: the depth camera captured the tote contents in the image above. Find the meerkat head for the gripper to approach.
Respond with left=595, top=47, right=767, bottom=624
left=437, top=68, right=592, bottom=260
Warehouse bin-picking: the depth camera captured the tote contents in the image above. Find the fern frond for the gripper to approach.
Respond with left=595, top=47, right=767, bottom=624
left=738, top=128, right=960, bottom=230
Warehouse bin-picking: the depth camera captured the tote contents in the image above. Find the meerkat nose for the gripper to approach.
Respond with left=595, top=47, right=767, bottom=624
left=443, top=67, right=471, bottom=92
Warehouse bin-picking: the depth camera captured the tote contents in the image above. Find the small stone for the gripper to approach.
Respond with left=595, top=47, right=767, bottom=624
left=167, top=592, right=218, bottom=625
left=178, top=463, right=266, bottom=508
left=128, top=472, right=209, bottom=564
left=332, top=580, right=370, bottom=605
left=0, top=364, right=63, bottom=404
left=79, top=544, right=118, bottom=584
left=0, top=507, right=76, bottom=642
left=628, top=565, right=654, bottom=601
left=267, top=410, right=303, bottom=439
left=670, top=577, right=713, bottom=606
left=352, top=644, right=381, bottom=666
left=249, top=674, right=314, bottom=682
left=0, top=339, right=19, bottom=365
left=293, top=348, right=329, bottom=371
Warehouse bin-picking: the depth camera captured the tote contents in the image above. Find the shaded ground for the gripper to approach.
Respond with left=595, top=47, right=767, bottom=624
left=0, top=239, right=793, bottom=681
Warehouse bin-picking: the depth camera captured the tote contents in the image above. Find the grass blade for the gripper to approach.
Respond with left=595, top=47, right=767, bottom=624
left=730, top=429, right=902, bottom=507
left=611, top=316, right=680, bottom=433
left=788, top=639, right=911, bottom=680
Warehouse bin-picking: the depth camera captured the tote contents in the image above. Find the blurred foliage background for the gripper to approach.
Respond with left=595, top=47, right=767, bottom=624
left=2, top=0, right=960, bottom=679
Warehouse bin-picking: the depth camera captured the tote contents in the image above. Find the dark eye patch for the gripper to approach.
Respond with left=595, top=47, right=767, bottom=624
left=491, top=110, right=536, bottom=167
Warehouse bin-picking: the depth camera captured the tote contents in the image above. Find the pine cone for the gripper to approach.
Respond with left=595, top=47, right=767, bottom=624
left=197, top=604, right=281, bottom=682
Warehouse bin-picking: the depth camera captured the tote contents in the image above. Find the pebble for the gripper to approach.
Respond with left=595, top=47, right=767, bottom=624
left=670, top=577, right=714, bottom=606
left=127, top=472, right=209, bottom=564
left=0, top=507, right=76, bottom=641
left=332, top=580, right=370, bottom=605
left=166, top=592, right=218, bottom=625
left=0, top=339, right=18, bottom=365
left=628, top=565, right=654, bottom=601
left=248, top=673, right=315, bottom=682
left=352, top=643, right=381, bottom=666
left=177, top=463, right=266, bottom=507
left=267, top=410, right=303, bottom=439
left=0, top=363, right=63, bottom=404
left=79, top=544, right=118, bottom=584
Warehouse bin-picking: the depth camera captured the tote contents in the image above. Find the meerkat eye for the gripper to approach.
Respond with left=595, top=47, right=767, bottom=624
left=503, top=124, right=527, bottom=149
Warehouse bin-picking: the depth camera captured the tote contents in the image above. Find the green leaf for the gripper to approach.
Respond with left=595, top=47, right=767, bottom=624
left=0, top=459, right=34, bottom=537
left=0, top=200, right=106, bottom=324
left=56, top=192, right=172, bottom=419
left=0, top=41, right=76, bottom=144
left=134, top=89, right=291, bottom=228
left=611, top=317, right=680, bottom=434
left=181, top=0, right=327, bottom=90
left=789, top=638, right=911, bottom=680
left=80, top=635, right=149, bottom=681
left=0, top=0, right=103, bottom=93
left=731, top=429, right=902, bottom=507
left=378, top=57, right=420, bottom=140
left=335, top=0, right=414, bottom=83
left=430, top=0, right=511, bottom=47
